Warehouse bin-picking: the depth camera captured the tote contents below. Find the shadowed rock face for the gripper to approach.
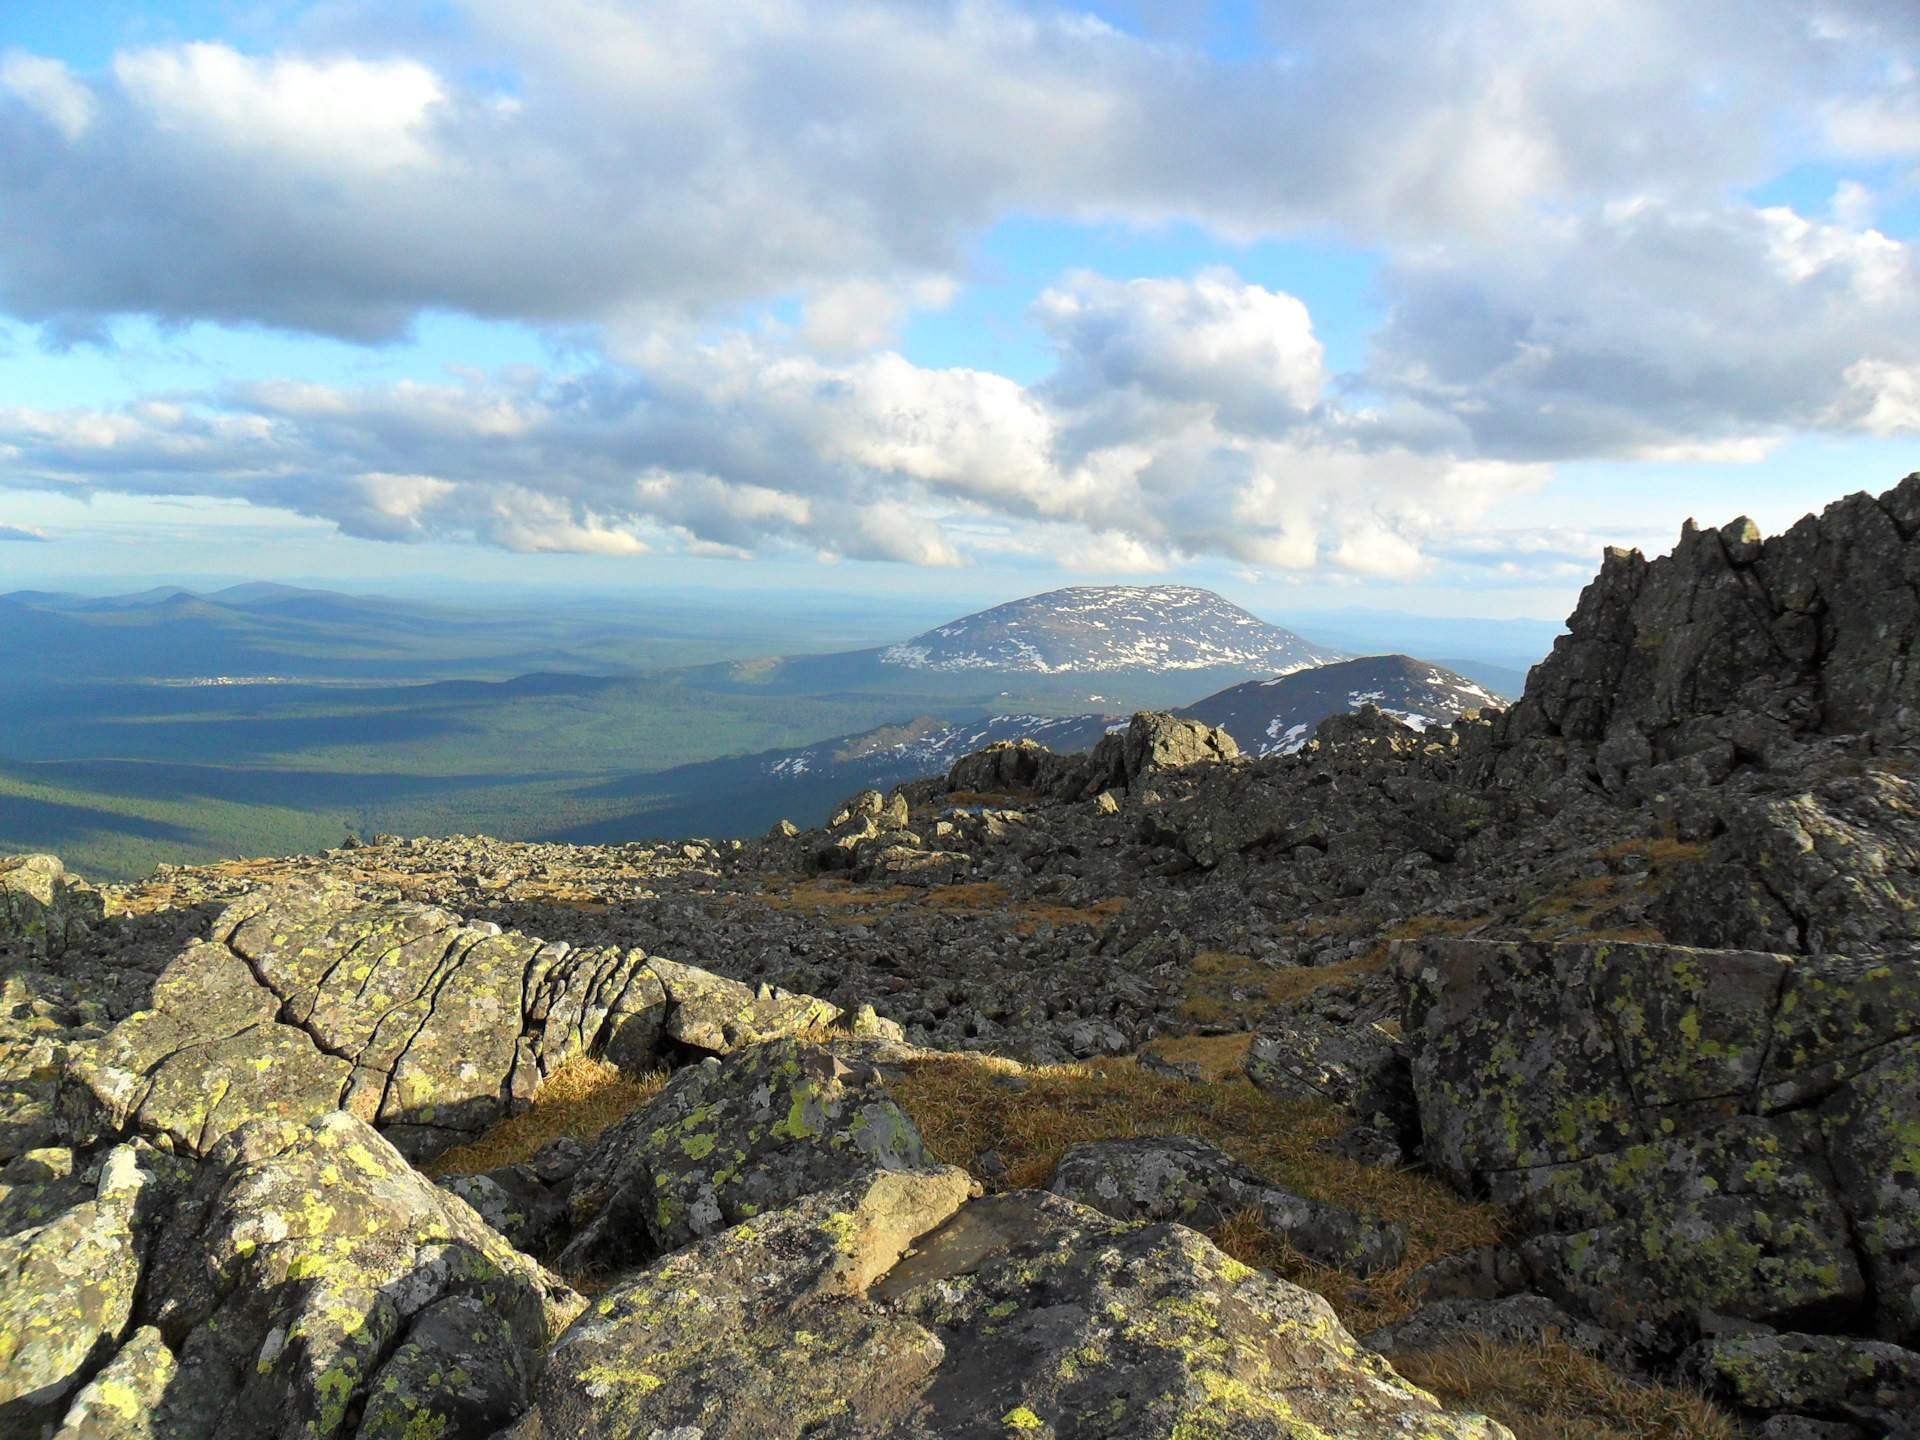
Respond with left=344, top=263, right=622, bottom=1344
left=0, top=855, right=104, bottom=958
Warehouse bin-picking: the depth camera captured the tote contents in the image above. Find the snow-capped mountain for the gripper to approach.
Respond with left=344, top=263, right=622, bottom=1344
left=879, top=585, right=1337, bottom=675
left=1177, top=655, right=1505, bottom=756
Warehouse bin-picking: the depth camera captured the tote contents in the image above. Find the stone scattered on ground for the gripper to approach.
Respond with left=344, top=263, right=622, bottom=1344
left=9, top=474, right=1920, bottom=1436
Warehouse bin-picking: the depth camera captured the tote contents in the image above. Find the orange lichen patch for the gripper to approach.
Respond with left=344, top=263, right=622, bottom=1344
left=425, top=1056, right=667, bottom=1179
left=1390, top=1337, right=1739, bottom=1440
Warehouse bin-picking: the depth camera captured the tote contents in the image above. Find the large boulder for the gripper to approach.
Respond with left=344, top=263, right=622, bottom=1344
left=136, top=1109, right=580, bottom=1439
left=557, top=1037, right=932, bottom=1272
left=1682, top=1331, right=1920, bottom=1436
left=0, top=1145, right=150, bottom=1430
left=0, top=855, right=104, bottom=958
left=1399, top=936, right=1920, bottom=1348
left=512, top=1173, right=1512, bottom=1439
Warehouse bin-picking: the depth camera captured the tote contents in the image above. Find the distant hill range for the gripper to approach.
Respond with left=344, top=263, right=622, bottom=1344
left=2, top=577, right=1547, bottom=876
left=583, top=652, right=1513, bottom=842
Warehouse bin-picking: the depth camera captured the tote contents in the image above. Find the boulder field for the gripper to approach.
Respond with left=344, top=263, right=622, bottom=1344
left=6, top=474, right=1920, bottom=1436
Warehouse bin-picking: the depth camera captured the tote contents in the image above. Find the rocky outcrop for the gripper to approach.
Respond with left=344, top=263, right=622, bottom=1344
left=60, top=884, right=862, bottom=1161
left=513, top=1173, right=1509, bottom=1440
left=1049, top=1134, right=1406, bottom=1274
left=130, top=1110, right=579, bottom=1438
left=556, top=1038, right=933, bottom=1272
left=0, top=855, right=104, bottom=958
left=1503, top=475, right=1920, bottom=771
left=946, top=710, right=1240, bottom=807
left=1400, top=935, right=1920, bottom=1349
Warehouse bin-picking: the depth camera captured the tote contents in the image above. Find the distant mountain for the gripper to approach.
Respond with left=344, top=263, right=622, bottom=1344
left=879, top=585, right=1338, bottom=675
left=1176, top=654, right=1504, bottom=756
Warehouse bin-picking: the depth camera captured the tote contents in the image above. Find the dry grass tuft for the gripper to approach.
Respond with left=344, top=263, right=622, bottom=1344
left=1139, top=1031, right=1253, bottom=1080
left=425, top=1056, right=667, bottom=1179
left=1179, top=949, right=1388, bottom=1026
left=1390, top=1337, right=1739, bottom=1440
left=888, top=1050, right=1503, bottom=1332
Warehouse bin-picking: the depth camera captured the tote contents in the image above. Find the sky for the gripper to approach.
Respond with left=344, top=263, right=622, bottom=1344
left=1, top=1, right=1918, bottom=621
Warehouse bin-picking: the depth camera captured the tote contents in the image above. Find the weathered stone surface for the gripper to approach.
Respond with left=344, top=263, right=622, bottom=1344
left=0, top=1145, right=148, bottom=1428
left=59, top=939, right=353, bottom=1158
left=49, top=1325, right=177, bottom=1440
left=1684, top=1331, right=1920, bottom=1434
left=436, top=1165, right=569, bottom=1255
left=59, top=887, right=854, bottom=1162
left=1818, top=1034, right=1920, bottom=1343
left=558, top=1038, right=931, bottom=1272
left=354, top=1294, right=535, bottom=1440
left=1049, top=1134, right=1406, bottom=1275
left=0, top=855, right=104, bottom=958
left=1399, top=936, right=1920, bottom=1347
left=1502, top=477, right=1920, bottom=766
left=649, top=955, right=842, bottom=1054
left=137, top=1110, right=580, bottom=1440
left=514, top=1173, right=1509, bottom=1439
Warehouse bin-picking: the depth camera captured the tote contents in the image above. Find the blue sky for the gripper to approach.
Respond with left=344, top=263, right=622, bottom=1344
left=2, top=1, right=1918, bottom=620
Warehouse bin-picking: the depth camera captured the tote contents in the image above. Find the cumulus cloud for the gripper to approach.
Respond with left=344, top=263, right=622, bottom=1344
left=0, top=1, right=1914, bottom=339
left=1369, top=199, right=1920, bottom=459
left=0, top=270, right=1548, bottom=577
left=0, top=520, right=48, bottom=541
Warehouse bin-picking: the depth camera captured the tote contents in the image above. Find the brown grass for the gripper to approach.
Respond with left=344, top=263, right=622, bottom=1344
left=754, top=878, right=1125, bottom=936
left=1390, top=1337, right=1739, bottom=1440
left=1139, top=1031, right=1253, bottom=1080
left=1178, top=948, right=1389, bottom=1026
left=425, top=1056, right=667, bottom=1178
left=888, top=1051, right=1502, bottom=1333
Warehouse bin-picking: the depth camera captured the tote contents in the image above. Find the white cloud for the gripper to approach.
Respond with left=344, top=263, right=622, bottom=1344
left=1, top=1, right=1914, bottom=339
left=0, top=53, right=96, bottom=141
left=0, top=269, right=1545, bottom=577
left=1370, top=199, right=1920, bottom=459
